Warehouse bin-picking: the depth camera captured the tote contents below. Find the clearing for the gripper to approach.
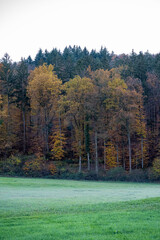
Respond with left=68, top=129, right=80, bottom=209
left=0, top=177, right=160, bottom=240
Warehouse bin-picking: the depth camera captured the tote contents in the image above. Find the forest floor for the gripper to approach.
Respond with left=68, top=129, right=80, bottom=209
left=0, top=177, right=160, bottom=240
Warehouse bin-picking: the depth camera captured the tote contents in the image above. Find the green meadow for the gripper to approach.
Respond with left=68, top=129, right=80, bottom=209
left=0, top=177, right=160, bottom=240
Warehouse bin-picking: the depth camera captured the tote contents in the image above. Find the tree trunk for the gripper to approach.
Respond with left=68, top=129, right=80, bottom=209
left=79, top=155, right=82, bottom=173
left=44, top=108, right=49, bottom=153
left=58, top=112, right=62, bottom=147
left=116, top=144, right=119, bottom=165
left=136, top=152, right=138, bottom=169
left=95, top=131, right=98, bottom=174
left=141, top=136, right=144, bottom=169
left=87, top=152, right=90, bottom=171
left=22, top=109, right=26, bottom=154
left=104, top=139, right=106, bottom=170
left=84, top=118, right=90, bottom=171
left=45, top=126, right=49, bottom=153
left=79, top=139, right=82, bottom=173
left=7, top=94, right=11, bottom=135
left=122, top=144, right=125, bottom=170
left=128, top=130, right=132, bottom=172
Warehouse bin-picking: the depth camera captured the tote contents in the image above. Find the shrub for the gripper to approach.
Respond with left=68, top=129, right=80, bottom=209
left=105, top=167, right=127, bottom=181
left=57, top=170, right=72, bottom=179
left=151, top=157, right=160, bottom=180
left=127, top=169, right=148, bottom=182
left=48, top=162, right=56, bottom=175
left=84, top=172, right=99, bottom=181
left=22, top=156, right=46, bottom=177
left=147, top=167, right=157, bottom=181
left=2, top=155, right=22, bottom=174
left=72, top=172, right=85, bottom=180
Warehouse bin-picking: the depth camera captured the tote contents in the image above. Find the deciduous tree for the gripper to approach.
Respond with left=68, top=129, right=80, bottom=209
left=28, top=64, right=62, bottom=154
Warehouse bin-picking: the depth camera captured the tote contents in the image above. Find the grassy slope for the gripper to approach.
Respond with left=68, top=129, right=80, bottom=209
left=0, top=177, right=160, bottom=240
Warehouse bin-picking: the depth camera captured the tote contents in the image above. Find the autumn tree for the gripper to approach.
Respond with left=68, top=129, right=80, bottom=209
left=0, top=54, right=14, bottom=134
left=27, top=64, right=62, bottom=154
left=135, top=96, right=148, bottom=168
left=145, top=73, right=160, bottom=163
left=62, top=75, right=95, bottom=172
left=112, top=77, right=147, bottom=172
left=89, top=68, right=111, bottom=173
left=0, top=55, right=19, bottom=158
left=89, top=68, right=127, bottom=172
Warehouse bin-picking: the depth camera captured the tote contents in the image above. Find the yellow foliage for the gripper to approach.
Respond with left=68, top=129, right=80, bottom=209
left=62, top=76, right=95, bottom=157
left=3, top=155, right=21, bottom=173
left=152, top=157, right=160, bottom=177
left=0, top=94, right=2, bottom=105
left=105, top=142, right=117, bottom=170
left=135, top=104, right=146, bottom=138
left=50, top=130, right=66, bottom=160
left=63, top=76, right=95, bottom=116
left=22, top=157, right=44, bottom=175
left=28, top=63, right=62, bottom=111
left=28, top=64, right=62, bottom=153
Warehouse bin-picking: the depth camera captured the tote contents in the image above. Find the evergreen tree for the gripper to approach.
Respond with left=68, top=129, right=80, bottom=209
left=13, top=59, right=29, bottom=153
left=34, top=49, right=45, bottom=66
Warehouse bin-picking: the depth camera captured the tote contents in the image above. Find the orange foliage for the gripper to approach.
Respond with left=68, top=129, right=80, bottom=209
left=48, top=162, right=56, bottom=175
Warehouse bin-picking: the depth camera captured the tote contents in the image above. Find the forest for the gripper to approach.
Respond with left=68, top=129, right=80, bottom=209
left=0, top=46, right=160, bottom=181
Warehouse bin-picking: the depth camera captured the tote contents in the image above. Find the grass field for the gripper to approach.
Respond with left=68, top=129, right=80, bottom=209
left=0, top=177, right=160, bottom=240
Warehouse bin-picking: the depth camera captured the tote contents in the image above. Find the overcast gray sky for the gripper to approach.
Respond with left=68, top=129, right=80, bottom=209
left=0, top=0, right=160, bottom=62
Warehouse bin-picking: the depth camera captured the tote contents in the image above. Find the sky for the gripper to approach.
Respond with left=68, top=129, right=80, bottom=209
left=0, top=0, right=160, bottom=62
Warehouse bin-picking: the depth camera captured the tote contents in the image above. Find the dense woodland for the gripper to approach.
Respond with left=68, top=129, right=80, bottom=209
left=0, top=46, right=160, bottom=180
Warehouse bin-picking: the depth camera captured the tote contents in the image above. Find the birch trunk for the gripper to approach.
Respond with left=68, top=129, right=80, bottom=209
left=79, top=139, right=82, bottom=173
left=87, top=152, right=90, bottom=171
left=95, top=131, right=98, bottom=174
left=128, top=130, right=132, bottom=172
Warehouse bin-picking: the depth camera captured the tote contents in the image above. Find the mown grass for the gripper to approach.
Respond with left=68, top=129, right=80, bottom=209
left=0, top=177, right=160, bottom=240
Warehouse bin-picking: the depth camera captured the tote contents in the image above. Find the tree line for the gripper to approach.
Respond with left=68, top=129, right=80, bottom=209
left=0, top=46, right=160, bottom=178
